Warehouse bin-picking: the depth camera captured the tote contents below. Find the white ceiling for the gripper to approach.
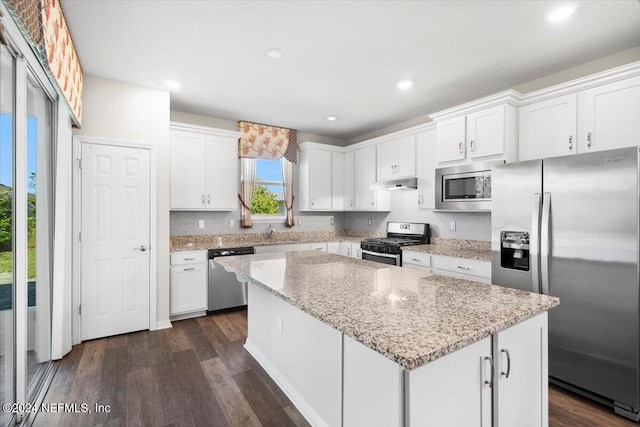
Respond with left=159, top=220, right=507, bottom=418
left=60, top=1, right=640, bottom=140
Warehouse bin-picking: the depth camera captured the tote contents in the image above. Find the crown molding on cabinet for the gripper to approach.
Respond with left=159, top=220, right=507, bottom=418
left=428, top=90, right=524, bottom=122
left=170, top=121, right=241, bottom=138
left=518, top=60, right=640, bottom=106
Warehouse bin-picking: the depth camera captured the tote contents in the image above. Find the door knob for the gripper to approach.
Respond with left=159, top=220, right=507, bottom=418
left=135, top=245, right=148, bottom=252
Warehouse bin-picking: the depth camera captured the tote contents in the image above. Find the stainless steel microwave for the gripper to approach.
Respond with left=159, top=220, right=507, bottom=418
left=435, top=161, right=504, bottom=211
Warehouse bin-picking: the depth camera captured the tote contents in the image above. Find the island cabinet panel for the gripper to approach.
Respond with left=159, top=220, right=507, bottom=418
left=343, top=336, right=404, bottom=427
left=406, top=337, right=492, bottom=427
left=246, top=284, right=342, bottom=427
left=494, top=312, right=548, bottom=427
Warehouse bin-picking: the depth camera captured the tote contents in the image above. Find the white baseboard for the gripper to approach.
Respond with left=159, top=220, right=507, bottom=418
left=155, top=319, right=173, bottom=330
left=244, top=340, right=328, bottom=427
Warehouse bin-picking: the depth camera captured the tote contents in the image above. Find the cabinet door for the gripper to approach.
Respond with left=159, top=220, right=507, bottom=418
left=578, top=75, right=640, bottom=153
left=417, top=129, right=437, bottom=209
left=309, top=149, right=332, bottom=210
left=170, top=263, right=208, bottom=315
left=351, top=242, right=362, bottom=259
left=327, top=242, right=341, bottom=254
left=467, top=105, right=505, bottom=159
left=354, top=146, right=377, bottom=210
left=494, top=313, right=548, bottom=427
left=437, top=116, right=466, bottom=163
left=377, top=140, right=397, bottom=181
left=518, top=95, right=577, bottom=161
left=406, top=336, right=492, bottom=427
left=344, top=151, right=355, bottom=210
left=340, top=241, right=352, bottom=257
left=206, top=135, right=238, bottom=210
left=331, top=152, right=344, bottom=210
left=170, top=130, right=207, bottom=209
left=377, top=136, right=416, bottom=180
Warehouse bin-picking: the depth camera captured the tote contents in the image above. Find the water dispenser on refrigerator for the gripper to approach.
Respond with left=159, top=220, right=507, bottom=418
left=500, top=231, right=530, bottom=271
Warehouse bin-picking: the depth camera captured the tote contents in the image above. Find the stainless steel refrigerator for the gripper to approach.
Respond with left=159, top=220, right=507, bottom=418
left=491, top=146, right=640, bottom=421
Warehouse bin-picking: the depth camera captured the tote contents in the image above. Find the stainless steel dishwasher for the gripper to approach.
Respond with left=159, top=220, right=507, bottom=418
left=208, top=247, right=255, bottom=311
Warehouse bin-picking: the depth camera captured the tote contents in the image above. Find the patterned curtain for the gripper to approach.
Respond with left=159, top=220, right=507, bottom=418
left=238, top=158, right=256, bottom=228
left=238, top=121, right=298, bottom=163
left=282, top=158, right=295, bottom=227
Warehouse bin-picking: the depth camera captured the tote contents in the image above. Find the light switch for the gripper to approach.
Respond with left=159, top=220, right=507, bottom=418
left=276, top=317, right=283, bottom=335
left=450, top=221, right=456, bottom=232
left=198, top=220, right=205, bottom=229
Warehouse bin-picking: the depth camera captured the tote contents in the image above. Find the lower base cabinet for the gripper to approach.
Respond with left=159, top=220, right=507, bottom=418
left=246, top=280, right=548, bottom=427
left=170, top=250, right=208, bottom=316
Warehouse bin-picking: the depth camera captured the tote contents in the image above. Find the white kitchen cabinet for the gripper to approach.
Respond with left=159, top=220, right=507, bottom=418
left=494, top=313, right=548, bottom=427
left=407, top=336, right=492, bottom=427
left=577, top=75, right=640, bottom=153
left=170, top=125, right=239, bottom=211
left=170, top=250, right=208, bottom=317
left=353, top=146, right=390, bottom=211
left=340, top=241, right=362, bottom=259
left=327, top=242, right=341, bottom=254
left=376, top=135, right=417, bottom=181
left=518, top=94, right=577, bottom=161
left=310, top=242, right=327, bottom=252
left=407, top=313, right=548, bottom=427
left=430, top=254, right=491, bottom=283
left=401, top=250, right=431, bottom=271
left=432, top=94, right=519, bottom=165
left=344, top=151, right=355, bottom=210
left=331, top=152, right=345, bottom=210
left=416, top=128, right=437, bottom=209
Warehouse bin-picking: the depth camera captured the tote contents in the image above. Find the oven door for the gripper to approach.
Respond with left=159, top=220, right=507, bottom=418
left=361, top=249, right=400, bottom=266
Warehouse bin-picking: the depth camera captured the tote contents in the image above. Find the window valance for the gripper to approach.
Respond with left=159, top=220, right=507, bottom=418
left=238, top=121, right=297, bottom=163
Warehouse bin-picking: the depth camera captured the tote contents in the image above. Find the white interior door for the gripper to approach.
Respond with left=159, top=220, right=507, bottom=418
left=81, top=142, right=150, bottom=340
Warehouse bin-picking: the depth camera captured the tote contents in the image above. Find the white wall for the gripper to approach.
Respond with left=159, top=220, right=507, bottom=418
left=74, top=76, right=171, bottom=324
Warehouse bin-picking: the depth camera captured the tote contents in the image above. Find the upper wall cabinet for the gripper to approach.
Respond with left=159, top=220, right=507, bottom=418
left=519, top=69, right=640, bottom=161
left=376, top=136, right=417, bottom=181
left=416, top=127, right=437, bottom=210
left=299, top=143, right=342, bottom=211
left=170, top=124, right=240, bottom=211
left=353, top=145, right=390, bottom=211
left=431, top=92, right=520, bottom=165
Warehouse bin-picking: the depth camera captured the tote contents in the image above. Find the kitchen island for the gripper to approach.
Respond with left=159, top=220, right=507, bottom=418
left=216, top=251, right=559, bottom=427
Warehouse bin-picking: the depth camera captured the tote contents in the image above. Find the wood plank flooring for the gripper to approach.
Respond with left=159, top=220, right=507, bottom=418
left=34, top=308, right=638, bottom=427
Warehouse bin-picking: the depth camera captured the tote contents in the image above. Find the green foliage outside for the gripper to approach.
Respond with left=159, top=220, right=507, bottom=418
left=251, top=185, right=279, bottom=215
left=0, top=249, right=35, bottom=279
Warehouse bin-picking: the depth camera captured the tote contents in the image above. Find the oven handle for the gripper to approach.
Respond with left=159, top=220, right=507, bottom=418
left=361, top=249, right=400, bottom=260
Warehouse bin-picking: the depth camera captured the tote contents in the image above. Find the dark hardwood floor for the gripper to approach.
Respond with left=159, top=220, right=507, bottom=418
left=34, top=308, right=638, bottom=427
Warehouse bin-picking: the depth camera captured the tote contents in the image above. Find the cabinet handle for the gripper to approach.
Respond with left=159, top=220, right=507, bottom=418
left=458, top=142, right=463, bottom=153
left=418, top=194, right=423, bottom=205
left=347, top=248, right=351, bottom=256
left=483, top=356, right=494, bottom=388
left=411, top=258, right=421, bottom=262
left=568, top=135, right=573, bottom=151
left=350, top=199, right=353, bottom=207
left=357, top=249, right=361, bottom=257
left=311, top=199, right=315, bottom=206
left=587, top=132, right=592, bottom=148
left=183, top=258, right=196, bottom=261
left=371, top=201, right=375, bottom=206
left=201, top=194, right=205, bottom=204
left=183, top=267, right=196, bottom=271
left=500, top=349, right=511, bottom=378
left=456, top=265, right=471, bottom=271
left=207, top=194, right=211, bottom=204
left=314, top=247, right=323, bottom=251
left=470, top=140, right=475, bottom=152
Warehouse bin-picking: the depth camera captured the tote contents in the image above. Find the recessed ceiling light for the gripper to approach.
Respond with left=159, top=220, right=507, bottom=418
left=164, top=80, right=181, bottom=90
left=397, top=79, right=414, bottom=91
left=326, top=115, right=339, bottom=121
left=545, top=4, right=577, bottom=23
left=266, top=48, right=283, bottom=59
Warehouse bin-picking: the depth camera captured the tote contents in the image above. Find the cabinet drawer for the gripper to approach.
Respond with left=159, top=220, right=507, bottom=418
left=402, top=251, right=431, bottom=268
left=171, top=250, right=207, bottom=265
left=310, top=243, right=328, bottom=251
left=431, top=255, right=491, bottom=279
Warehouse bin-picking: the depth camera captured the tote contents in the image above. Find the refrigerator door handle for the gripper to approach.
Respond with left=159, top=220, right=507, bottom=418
left=540, top=192, right=551, bottom=295
left=531, top=193, right=542, bottom=293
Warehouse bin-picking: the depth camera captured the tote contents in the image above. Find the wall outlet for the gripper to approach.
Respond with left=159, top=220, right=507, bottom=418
left=198, top=220, right=205, bottom=229
left=330, top=217, right=335, bottom=225
left=368, top=219, right=372, bottom=226
left=229, top=219, right=235, bottom=227
left=450, top=221, right=456, bottom=232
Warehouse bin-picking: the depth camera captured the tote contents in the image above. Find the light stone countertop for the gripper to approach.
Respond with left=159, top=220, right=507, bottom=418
left=215, top=251, right=559, bottom=370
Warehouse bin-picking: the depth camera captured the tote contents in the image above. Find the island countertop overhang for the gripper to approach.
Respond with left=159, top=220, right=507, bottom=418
left=215, top=251, right=559, bottom=370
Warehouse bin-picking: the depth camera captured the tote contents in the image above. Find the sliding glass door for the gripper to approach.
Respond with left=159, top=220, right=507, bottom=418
left=0, top=44, right=15, bottom=427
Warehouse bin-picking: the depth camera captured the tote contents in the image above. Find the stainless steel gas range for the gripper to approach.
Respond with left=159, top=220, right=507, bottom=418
left=360, top=222, right=430, bottom=266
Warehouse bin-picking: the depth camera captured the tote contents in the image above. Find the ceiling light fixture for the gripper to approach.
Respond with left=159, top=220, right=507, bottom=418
left=545, top=4, right=577, bottom=23
left=397, top=79, right=414, bottom=91
left=266, top=48, right=283, bottom=59
left=163, top=80, right=181, bottom=90
left=326, top=115, right=339, bottom=121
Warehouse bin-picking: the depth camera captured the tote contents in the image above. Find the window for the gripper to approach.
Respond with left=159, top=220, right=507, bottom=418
left=252, top=158, right=285, bottom=219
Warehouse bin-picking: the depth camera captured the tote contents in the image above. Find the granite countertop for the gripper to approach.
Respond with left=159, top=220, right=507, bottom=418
left=404, top=238, right=492, bottom=262
left=216, top=251, right=559, bottom=370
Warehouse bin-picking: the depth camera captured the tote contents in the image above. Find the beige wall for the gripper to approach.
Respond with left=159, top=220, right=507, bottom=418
left=75, top=76, right=172, bottom=324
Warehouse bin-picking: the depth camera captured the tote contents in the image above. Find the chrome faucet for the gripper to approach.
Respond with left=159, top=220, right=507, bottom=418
left=267, top=224, right=274, bottom=238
